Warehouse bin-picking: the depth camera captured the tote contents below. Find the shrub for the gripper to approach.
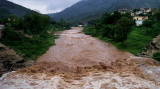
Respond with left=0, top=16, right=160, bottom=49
left=150, top=23, right=160, bottom=37
left=153, top=53, right=160, bottom=61
left=1, top=27, right=55, bottom=59
left=100, top=24, right=115, bottom=38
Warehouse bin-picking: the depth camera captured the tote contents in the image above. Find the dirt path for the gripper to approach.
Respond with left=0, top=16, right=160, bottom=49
left=0, top=27, right=160, bottom=89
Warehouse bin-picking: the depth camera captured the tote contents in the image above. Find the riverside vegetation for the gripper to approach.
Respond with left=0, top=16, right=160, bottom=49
left=83, top=9, right=160, bottom=61
left=0, top=12, right=70, bottom=60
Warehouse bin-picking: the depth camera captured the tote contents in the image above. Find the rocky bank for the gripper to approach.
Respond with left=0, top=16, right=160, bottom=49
left=0, top=43, right=34, bottom=74
left=140, top=35, right=160, bottom=58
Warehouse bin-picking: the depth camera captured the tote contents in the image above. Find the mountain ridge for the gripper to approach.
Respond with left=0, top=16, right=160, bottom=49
left=50, top=0, right=160, bottom=23
left=0, top=0, right=35, bottom=18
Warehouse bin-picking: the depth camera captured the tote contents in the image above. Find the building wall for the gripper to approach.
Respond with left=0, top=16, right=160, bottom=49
left=133, top=16, right=148, bottom=20
left=133, top=16, right=148, bottom=26
left=146, top=8, right=151, bottom=13
left=135, top=20, right=143, bottom=26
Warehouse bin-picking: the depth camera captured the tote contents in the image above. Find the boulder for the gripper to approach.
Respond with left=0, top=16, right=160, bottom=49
left=139, top=35, right=160, bottom=57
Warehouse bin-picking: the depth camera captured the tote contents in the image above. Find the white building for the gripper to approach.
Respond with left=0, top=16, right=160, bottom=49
left=135, top=20, right=144, bottom=26
left=133, top=16, right=148, bottom=26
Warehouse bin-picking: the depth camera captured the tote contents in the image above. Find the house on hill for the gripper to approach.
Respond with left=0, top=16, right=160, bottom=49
left=133, top=16, right=148, bottom=26
left=133, top=8, right=151, bottom=16
left=118, top=9, right=128, bottom=14
left=140, top=8, right=151, bottom=14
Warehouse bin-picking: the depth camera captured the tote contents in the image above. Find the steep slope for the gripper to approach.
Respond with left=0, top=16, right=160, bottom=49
left=51, top=0, right=160, bottom=22
left=0, top=0, right=34, bottom=18
left=0, top=43, right=35, bottom=74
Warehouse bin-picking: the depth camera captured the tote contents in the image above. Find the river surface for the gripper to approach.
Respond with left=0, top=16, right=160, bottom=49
left=36, top=27, right=133, bottom=72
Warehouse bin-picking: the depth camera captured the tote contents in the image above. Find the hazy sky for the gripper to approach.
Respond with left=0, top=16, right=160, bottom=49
left=8, top=0, right=80, bottom=14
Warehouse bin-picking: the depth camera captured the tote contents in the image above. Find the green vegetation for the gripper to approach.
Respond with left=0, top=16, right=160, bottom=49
left=84, top=26, right=153, bottom=55
left=1, top=27, right=55, bottom=59
left=0, top=0, right=34, bottom=18
left=115, top=17, right=134, bottom=42
left=84, top=11, right=134, bottom=43
left=83, top=10, right=160, bottom=56
left=153, top=53, right=160, bottom=61
left=97, top=27, right=153, bottom=54
left=5, top=14, right=51, bottom=35
left=0, top=73, right=2, bottom=77
left=51, top=18, right=71, bottom=31
left=0, top=13, right=70, bottom=60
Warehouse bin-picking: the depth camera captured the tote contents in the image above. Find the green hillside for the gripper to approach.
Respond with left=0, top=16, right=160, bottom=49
left=0, top=0, right=34, bottom=18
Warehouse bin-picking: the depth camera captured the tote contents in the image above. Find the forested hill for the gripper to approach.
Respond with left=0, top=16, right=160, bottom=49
left=50, top=0, right=160, bottom=23
left=0, top=0, right=34, bottom=18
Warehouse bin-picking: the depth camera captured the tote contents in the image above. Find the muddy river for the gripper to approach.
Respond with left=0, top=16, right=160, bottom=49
left=1, top=27, right=160, bottom=89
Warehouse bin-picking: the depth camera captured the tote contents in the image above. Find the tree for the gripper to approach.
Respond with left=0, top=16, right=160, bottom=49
left=115, top=17, right=134, bottom=42
left=101, top=11, right=122, bottom=25
left=8, top=15, right=20, bottom=29
left=23, top=13, right=51, bottom=34
left=151, top=23, right=160, bottom=37
left=154, top=12, right=160, bottom=22
left=113, top=11, right=122, bottom=23
left=101, top=13, right=114, bottom=25
left=142, top=20, right=153, bottom=32
left=122, top=12, right=132, bottom=19
left=100, top=24, right=115, bottom=38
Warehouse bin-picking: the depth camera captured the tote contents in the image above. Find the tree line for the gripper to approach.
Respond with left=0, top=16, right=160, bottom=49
left=84, top=9, right=160, bottom=43
left=0, top=12, right=71, bottom=35
left=83, top=11, right=134, bottom=43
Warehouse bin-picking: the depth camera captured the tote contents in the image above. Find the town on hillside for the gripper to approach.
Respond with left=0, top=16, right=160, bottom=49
left=118, top=8, right=157, bottom=26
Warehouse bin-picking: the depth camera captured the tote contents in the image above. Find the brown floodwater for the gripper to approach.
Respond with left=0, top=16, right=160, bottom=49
left=34, top=27, right=134, bottom=72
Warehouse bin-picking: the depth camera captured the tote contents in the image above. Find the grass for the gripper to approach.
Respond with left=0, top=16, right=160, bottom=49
left=0, top=25, right=59, bottom=60
left=97, top=27, right=153, bottom=55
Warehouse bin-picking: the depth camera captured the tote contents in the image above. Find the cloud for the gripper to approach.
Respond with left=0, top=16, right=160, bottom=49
left=7, top=0, right=80, bottom=14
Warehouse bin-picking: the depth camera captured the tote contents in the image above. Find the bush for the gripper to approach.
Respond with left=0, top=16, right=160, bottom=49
left=153, top=53, right=160, bottom=61
left=100, top=24, right=115, bottom=38
left=1, top=27, right=55, bottom=59
left=150, top=23, right=160, bottom=37
left=23, top=13, right=50, bottom=34
left=83, top=26, right=97, bottom=37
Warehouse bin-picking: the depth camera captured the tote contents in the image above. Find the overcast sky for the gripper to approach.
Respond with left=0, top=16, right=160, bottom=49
left=8, top=0, right=81, bottom=14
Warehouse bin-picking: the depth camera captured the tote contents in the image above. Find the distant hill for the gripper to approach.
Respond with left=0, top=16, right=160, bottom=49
left=0, top=0, right=34, bottom=18
left=50, top=0, right=160, bottom=23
